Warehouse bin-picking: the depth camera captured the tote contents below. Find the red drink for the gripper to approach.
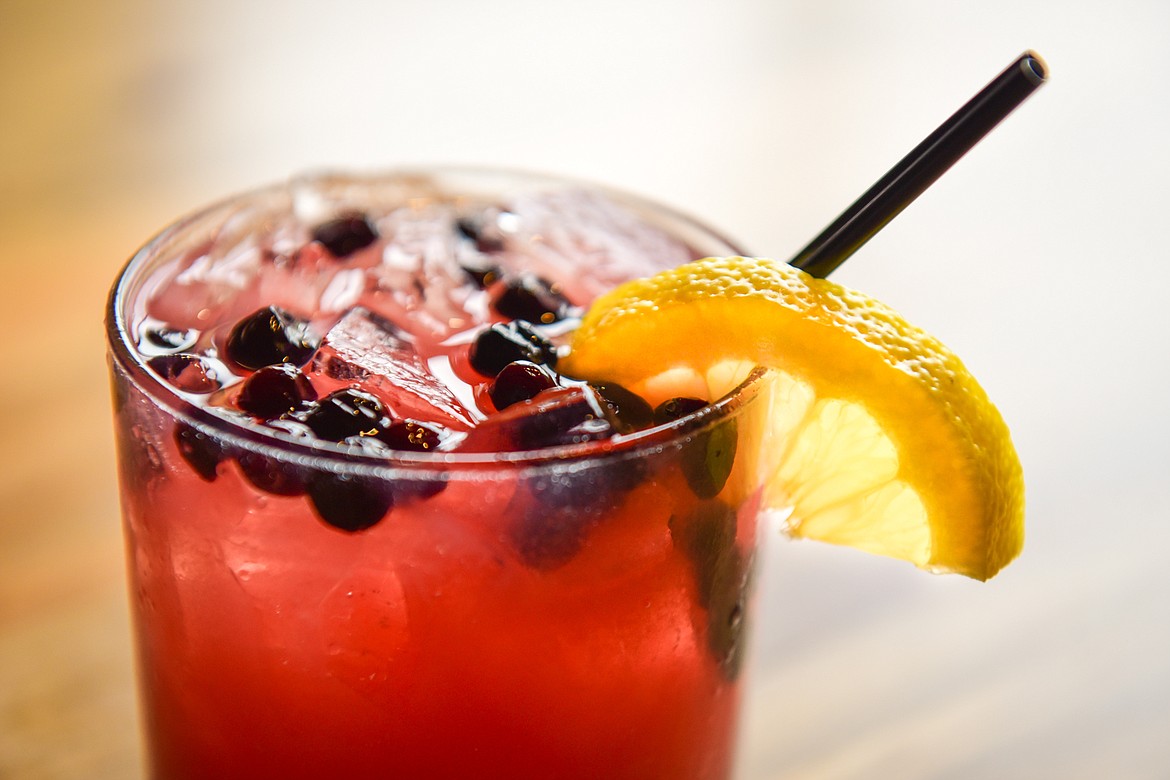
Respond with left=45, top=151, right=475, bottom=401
left=107, top=170, right=769, bottom=779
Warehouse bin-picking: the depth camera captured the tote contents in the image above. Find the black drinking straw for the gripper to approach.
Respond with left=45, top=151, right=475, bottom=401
left=789, top=51, right=1047, bottom=279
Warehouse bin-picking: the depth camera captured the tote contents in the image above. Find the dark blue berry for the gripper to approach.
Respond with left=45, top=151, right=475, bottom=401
left=225, top=306, right=319, bottom=371
left=339, top=434, right=395, bottom=456
left=140, top=324, right=198, bottom=354
left=510, top=472, right=609, bottom=568
left=469, top=320, right=558, bottom=377
left=147, top=354, right=221, bottom=394
left=591, top=382, right=654, bottom=433
left=307, top=473, right=394, bottom=532
left=669, top=501, right=751, bottom=678
left=263, top=418, right=315, bottom=439
left=174, top=422, right=224, bottom=481
left=303, top=389, right=392, bottom=443
left=653, top=397, right=709, bottom=424
left=237, top=364, right=318, bottom=420
left=656, top=397, right=729, bottom=499
left=236, top=450, right=307, bottom=496
left=489, top=361, right=558, bottom=410
left=509, top=502, right=597, bottom=569
left=336, top=430, right=447, bottom=501
left=456, top=215, right=506, bottom=253
left=491, top=274, right=573, bottom=324
left=511, top=386, right=612, bottom=449
left=460, top=260, right=503, bottom=288
left=397, top=475, right=447, bottom=502
left=510, top=456, right=644, bottom=569
left=311, top=214, right=378, bottom=258
left=681, top=419, right=738, bottom=499
left=670, top=502, right=735, bottom=609
left=380, top=420, right=444, bottom=452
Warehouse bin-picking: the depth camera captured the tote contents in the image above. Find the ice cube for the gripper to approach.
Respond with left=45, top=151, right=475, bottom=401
left=363, top=204, right=488, bottom=341
left=145, top=240, right=265, bottom=330
left=310, top=307, right=477, bottom=430
left=502, top=189, right=700, bottom=303
left=252, top=241, right=377, bottom=324
left=158, top=200, right=335, bottom=327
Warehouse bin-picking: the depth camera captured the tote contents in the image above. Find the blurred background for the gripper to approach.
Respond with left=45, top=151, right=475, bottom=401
left=2, top=0, right=1167, bottom=777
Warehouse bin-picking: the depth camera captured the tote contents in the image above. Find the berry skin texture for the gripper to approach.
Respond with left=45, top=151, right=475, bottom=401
left=468, top=320, right=558, bottom=377
left=308, top=473, right=394, bottom=532
left=489, top=361, right=558, bottom=410
left=654, top=397, right=709, bottom=424
left=456, top=215, right=506, bottom=254
left=491, top=274, right=574, bottom=324
left=303, top=389, right=392, bottom=443
left=311, top=214, right=379, bottom=258
left=141, top=325, right=198, bottom=353
left=236, top=450, right=308, bottom=496
left=669, top=501, right=751, bottom=678
left=225, top=306, right=319, bottom=371
left=590, top=382, right=654, bottom=433
left=381, top=420, right=443, bottom=452
left=682, top=419, right=738, bottom=500
left=460, top=259, right=503, bottom=289
left=237, top=364, right=318, bottom=420
left=147, top=354, right=221, bottom=394
left=173, top=423, right=224, bottom=482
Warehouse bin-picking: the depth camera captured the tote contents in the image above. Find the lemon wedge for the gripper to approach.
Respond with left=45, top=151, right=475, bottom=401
left=561, top=256, right=1023, bottom=580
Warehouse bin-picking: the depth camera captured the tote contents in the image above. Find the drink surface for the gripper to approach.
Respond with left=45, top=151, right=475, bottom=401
left=108, top=170, right=763, bottom=779
left=128, top=171, right=713, bottom=462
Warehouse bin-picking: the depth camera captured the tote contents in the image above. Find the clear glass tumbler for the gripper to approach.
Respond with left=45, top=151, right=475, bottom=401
left=106, top=169, right=769, bottom=779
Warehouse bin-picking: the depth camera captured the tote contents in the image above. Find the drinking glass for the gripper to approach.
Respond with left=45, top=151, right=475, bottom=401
left=106, top=169, right=770, bottom=779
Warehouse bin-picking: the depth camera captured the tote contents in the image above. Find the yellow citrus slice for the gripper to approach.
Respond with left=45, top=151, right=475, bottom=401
left=561, top=256, right=1023, bottom=580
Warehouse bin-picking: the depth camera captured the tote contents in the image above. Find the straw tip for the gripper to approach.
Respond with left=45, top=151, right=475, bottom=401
left=1020, top=51, right=1048, bottom=85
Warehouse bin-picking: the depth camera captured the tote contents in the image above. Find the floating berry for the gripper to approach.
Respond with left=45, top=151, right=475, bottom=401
left=489, top=361, right=558, bottom=410
left=237, top=364, right=318, bottom=420
left=303, top=389, right=392, bottom=442
left=140, top=324, right=198, bottom=354
left=459, top=259, right=503, bottom=289
left=173, top=422, right=224, bottom=482
left=510, top=460, right=641, bottom=569
left=225, top=306, right=319, bottom=371
left=455, top=215, right=505, bottom=253
left=491, top=273, right=573, bottom=324
left=336, top=428, right=446, bottom=501
left=384, top=422, right=448, bottom=500
left=147, top=354, right=221, bottom=394
left=681, top=419, right=738, bottom=499
left=653, top=397, right=709, bottom=424
left=509, top=501, right=598, bottom=569
left=311, top=214, right=378, bottom=258
left=468, top=320, right=558, bottom=377
left=510, top=476, right=606, bottom=568
left=339, top=434, right=394, bottom=457
left=669, top=501, right=750, bottom=678
left=380, top=420, right=444, bottom=452
left=591, top=382, right=654, bottom=433
left=307, top=473, right=394, bottom=532
left=236, top=450, right=308, bottom=496
left=263, top=417, right=315, bottom=440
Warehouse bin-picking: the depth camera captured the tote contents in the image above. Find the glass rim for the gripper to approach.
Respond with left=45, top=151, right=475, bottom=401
left=105, top=166, right=762, bottom=474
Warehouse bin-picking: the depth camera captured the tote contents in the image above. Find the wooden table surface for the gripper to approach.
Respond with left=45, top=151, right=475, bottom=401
left=3, top=2, right=1168, bottom=778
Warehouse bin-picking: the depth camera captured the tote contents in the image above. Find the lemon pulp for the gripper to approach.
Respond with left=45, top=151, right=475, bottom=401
left=561, top=256, right=1023, bottom=581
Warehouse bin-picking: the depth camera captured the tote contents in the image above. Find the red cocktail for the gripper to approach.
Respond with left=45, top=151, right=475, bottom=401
left=107, top=170, right=769, bottom=779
